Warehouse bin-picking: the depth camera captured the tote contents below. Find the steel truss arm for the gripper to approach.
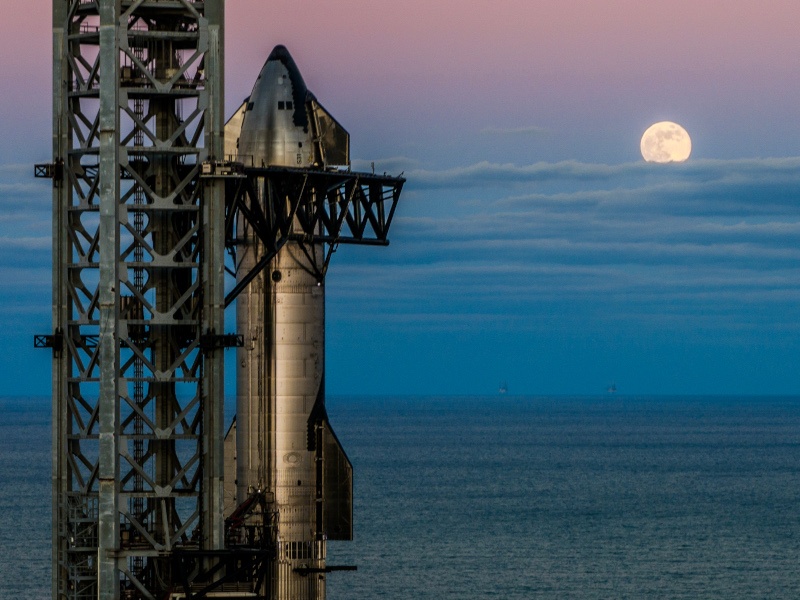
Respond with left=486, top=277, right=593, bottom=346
left=223, top=166, right=405, bottom=307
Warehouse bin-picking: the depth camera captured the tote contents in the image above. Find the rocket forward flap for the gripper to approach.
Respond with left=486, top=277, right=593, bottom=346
left=224, top=98, right=248, bottom=160
left=310, top=98, right=350, bottom=167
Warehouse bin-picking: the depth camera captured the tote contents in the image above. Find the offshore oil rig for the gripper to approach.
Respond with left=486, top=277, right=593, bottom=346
left=35, top=2, right=403, bottom=599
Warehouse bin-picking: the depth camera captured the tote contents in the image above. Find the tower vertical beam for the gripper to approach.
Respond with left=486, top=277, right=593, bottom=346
left=201, top=0, right=226, bottom=552
left=97, top=2, right=121, bottom=598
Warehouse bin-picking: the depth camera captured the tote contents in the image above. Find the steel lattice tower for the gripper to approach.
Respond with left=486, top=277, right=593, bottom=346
left=48, top=1, right=225, bottom=598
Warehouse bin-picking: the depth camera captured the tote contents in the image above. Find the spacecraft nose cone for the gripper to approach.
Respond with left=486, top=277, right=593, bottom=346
left=239, top=44, right=313, bottom=168
left=262, top=45, right=307, bottom=93
left=267, top=44, right=292, bottom=62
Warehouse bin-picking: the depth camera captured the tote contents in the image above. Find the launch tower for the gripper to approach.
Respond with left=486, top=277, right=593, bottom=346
left=40, top=1, right=226, bottom=598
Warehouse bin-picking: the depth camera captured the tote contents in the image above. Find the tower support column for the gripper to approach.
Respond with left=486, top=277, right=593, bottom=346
left=97, top=3, right=121, bottom=597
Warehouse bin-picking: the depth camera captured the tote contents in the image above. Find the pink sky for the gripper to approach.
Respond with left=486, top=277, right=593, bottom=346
left=4, top=1, right=800, bottom=164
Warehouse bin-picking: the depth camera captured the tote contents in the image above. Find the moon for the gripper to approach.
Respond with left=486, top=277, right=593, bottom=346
left=640, top=121, right=691, bottom=163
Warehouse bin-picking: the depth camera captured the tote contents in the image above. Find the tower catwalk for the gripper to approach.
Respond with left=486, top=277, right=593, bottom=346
left=45, top=1, right=226, bottom=598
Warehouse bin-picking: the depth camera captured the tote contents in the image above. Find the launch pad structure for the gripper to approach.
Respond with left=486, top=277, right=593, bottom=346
left=35, top=2, right=404, bottom=599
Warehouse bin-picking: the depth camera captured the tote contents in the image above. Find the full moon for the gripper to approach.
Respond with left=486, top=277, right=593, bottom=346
left=640, top=121, right=691, bottom=163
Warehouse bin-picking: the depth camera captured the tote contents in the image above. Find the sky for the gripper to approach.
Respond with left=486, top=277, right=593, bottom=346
left=3, top=1, right=800, bottom=395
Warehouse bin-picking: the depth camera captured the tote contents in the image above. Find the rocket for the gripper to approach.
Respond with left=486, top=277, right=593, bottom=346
left=224, top=45, right=353, bottom=599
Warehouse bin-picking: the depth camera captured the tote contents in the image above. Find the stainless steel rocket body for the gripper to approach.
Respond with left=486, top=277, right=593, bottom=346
left=234, top=46, right=330, bottom=599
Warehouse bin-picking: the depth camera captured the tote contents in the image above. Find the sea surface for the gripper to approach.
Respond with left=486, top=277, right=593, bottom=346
left=3, top=395, right=800, bottom=599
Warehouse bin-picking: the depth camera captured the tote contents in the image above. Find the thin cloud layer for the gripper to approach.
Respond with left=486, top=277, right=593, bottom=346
left=0, top=165, right=51, bottom=278
left=403, top=157, right=800, bottom=190
left=327, top=156, right=800, bottom=340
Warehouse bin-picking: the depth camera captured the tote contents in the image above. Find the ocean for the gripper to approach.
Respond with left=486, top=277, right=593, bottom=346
left=3, top=396, right=800, bottom=599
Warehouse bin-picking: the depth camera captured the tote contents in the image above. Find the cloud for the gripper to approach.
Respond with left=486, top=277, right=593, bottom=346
left=404, top=160, right=623, bottom=189
left=350, top=156, right=420, bottom=174
left=403, top=157, right=800, bottom=191
left=0, top=164, right=58, bottom=273
left=324, top=156, right=800, bottom=338
left=0, top=182, right=49, bottom=200
left=0, top=163, right=51, bottom=212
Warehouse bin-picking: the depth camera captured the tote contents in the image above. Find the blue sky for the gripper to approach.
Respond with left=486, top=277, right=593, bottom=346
left=4, top=2, right=800, bottom=395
